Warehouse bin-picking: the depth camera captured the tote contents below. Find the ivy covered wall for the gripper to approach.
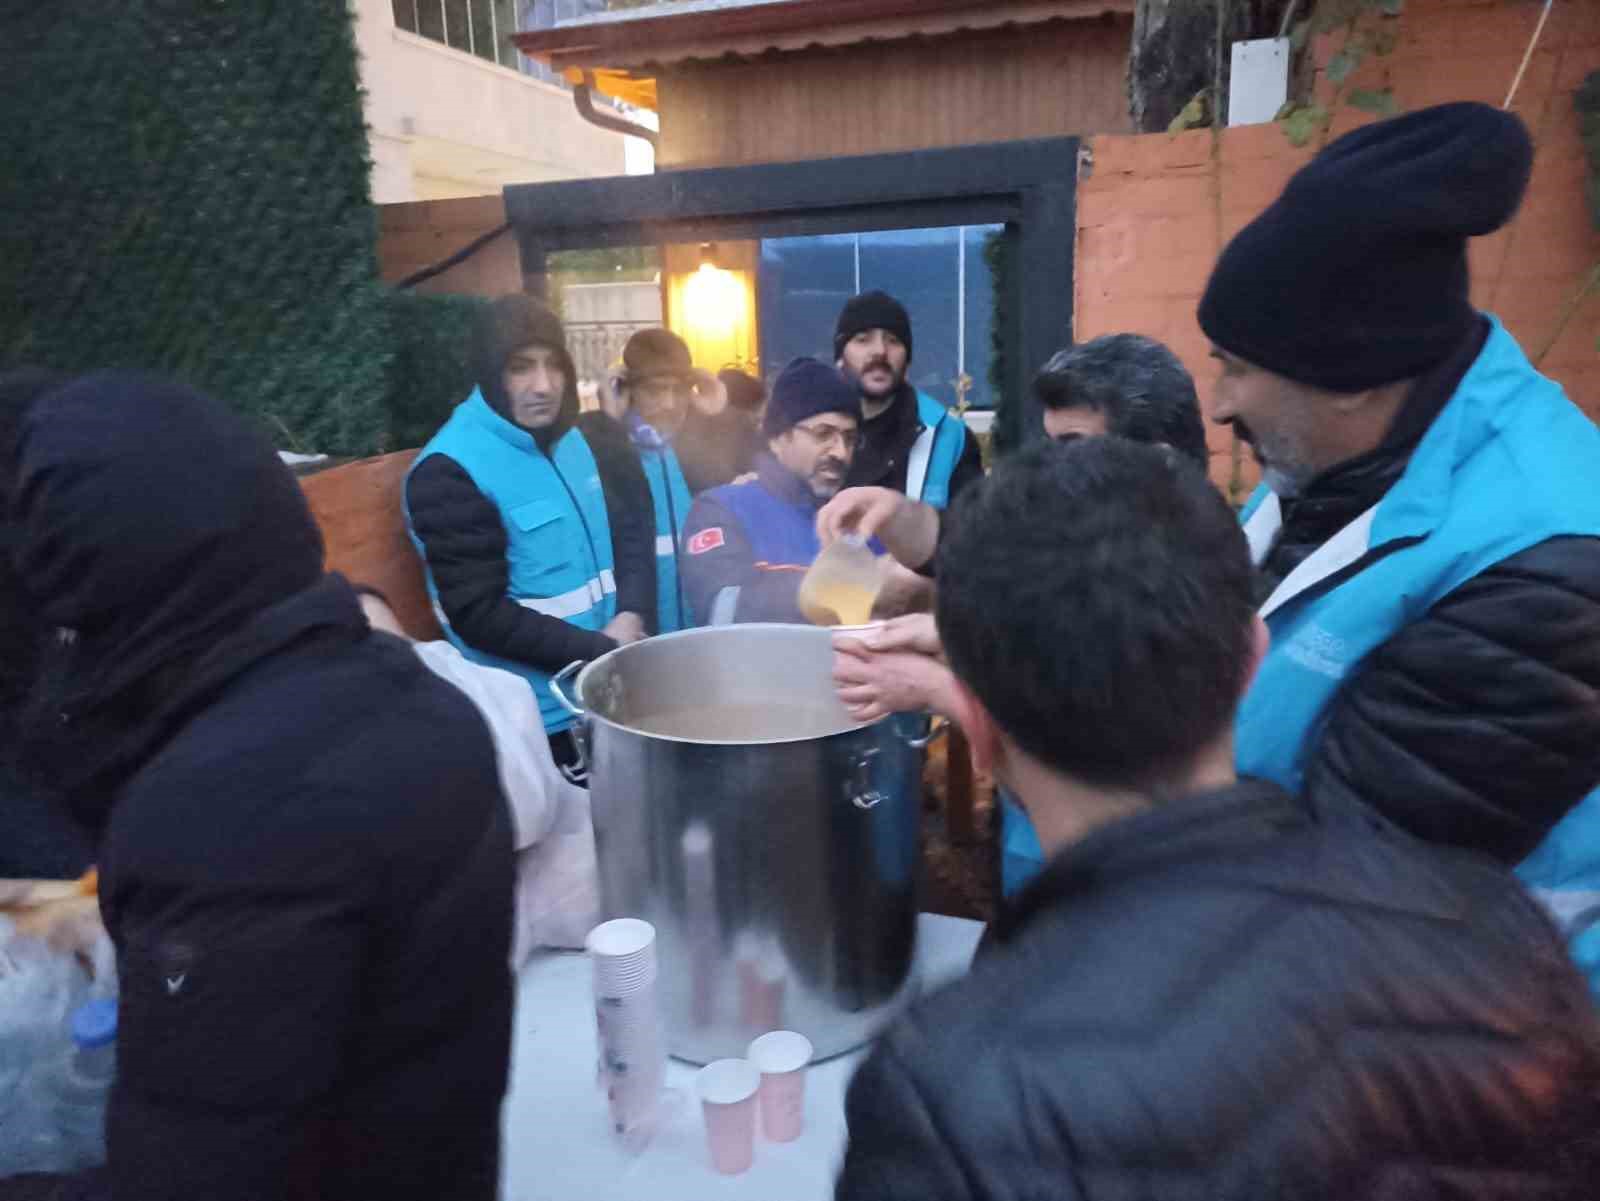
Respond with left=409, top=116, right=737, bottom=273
left=1, top=2, right=475, bottom=455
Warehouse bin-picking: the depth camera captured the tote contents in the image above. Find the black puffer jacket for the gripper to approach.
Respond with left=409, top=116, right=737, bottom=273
left=10, top=374, right=513, bottom=1201
left=837, top=780, right=1600, bottom=1201
left=1304, top=536, right=1600, bottom=861
left=1254, top=322, right=1600, bottom=863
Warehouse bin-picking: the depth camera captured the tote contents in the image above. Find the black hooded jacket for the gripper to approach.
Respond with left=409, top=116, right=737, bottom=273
left=0, top=367, right=92, bottom=878
left=838, top=780, right=1600, bottom=1201
left=404, top=297, right=657, bottom=666
left=9, top=374, right=513, bottom=1201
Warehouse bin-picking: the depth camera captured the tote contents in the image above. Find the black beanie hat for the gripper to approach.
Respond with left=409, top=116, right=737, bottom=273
left=1199, top=102, right=1532, bottom=392
left=833, top=290, right=913, bottom=363
left=472, top=294, right=578, bottom=429
left=763, top=358, right=861, bottom=438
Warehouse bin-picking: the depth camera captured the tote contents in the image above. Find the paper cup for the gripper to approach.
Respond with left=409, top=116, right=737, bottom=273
left=589, top=918, right=657, bottom=995
left=747, top=1031, right=813, bottom=1143
left=696, top=1058, right=761, bottom=1175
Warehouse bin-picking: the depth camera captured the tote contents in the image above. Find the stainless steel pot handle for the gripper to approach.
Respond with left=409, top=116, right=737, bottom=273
left=550, top=661, right=589, bottom=784
left=902, top=712, right=950, bottom=750
left=849, top=746, right=887, bottom=810
left=551, top=660, right=586, bottom=718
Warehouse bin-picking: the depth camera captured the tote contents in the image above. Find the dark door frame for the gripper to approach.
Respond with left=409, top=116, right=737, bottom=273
left=501, top=136, right=1081, bottom=445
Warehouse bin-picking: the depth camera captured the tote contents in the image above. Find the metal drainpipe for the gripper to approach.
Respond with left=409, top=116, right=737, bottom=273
left=572, top=71, right=659, bottom=149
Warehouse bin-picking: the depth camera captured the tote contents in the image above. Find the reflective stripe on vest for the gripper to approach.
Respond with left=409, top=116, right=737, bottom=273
left=516, top=568, right=617, bottom=619
left=405, top=388, right=617, bottom=734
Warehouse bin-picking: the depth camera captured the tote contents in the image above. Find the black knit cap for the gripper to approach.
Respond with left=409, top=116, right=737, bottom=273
left=1199, top=102, right=1532, bottom=392
left=763, top=358, right=861, bottom=438
left=833, top=290, right=914, bottom=363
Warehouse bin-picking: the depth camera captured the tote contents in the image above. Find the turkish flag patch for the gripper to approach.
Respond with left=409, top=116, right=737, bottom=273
left=687, top=527, right=725, bottom=555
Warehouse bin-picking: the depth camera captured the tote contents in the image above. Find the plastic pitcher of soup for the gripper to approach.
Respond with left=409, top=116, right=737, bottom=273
left=797, top=536, right=885, bottom=627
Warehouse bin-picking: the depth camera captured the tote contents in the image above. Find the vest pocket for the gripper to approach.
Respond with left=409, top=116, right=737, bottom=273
left=510, top=499, right=564, bottom=533
left=507, top=498, right=580, bottom=587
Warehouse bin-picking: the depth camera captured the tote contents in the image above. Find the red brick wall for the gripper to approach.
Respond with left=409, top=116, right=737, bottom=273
left=1075, top=0, right=1599, bottom=497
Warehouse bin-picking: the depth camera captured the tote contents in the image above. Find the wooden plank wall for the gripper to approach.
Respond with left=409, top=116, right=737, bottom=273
left=377, top=195, right=523, bottom=297
left=300, top=451, right=443, bottom=641
left=655, top=16, right=1134, bottom=169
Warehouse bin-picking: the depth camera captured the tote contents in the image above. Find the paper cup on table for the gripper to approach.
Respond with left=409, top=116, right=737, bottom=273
left=747, top=1030, right=812, bottom=1142
left=696, top=1058, right=761, bottom=1175
left=587, top=918, right=657, bottom=995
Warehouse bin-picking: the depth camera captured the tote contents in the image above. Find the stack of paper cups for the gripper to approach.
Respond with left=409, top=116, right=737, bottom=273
left=587, top=918, right=665, bottom=1146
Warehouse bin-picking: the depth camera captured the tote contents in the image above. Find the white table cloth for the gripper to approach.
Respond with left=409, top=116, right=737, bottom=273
left=501, top=912, right=984, bottom=1201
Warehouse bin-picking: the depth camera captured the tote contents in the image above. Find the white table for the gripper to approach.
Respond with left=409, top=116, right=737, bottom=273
left=501, top=913, right=984, bottom=1201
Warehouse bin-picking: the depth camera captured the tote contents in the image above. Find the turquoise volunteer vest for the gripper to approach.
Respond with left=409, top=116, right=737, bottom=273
left=641, top=444, right=692, bottom=633
left=404, top=388, right=617, bottom=734
left=1234, top=317, right=1600, bottom=987
left=909, top=391, right=969, bottom=511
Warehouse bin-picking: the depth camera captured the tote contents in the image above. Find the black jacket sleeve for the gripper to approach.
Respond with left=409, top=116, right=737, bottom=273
left=576, top=412, right=657, bottom=628
left=836, top=1028, right=1088, bottom=1201
left=945, top=424, right=985, bottom=505
left=1302, top=536, right=1600, bottom=862
left=405, top=454, right=616, bottom=670
left=678, top=494, right=805, bottom=625
left=835, top=1043, right=974, bottom=1201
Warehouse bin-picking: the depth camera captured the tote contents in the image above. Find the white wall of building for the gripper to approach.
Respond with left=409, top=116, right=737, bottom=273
left=352, top=0, right=631, bottom=203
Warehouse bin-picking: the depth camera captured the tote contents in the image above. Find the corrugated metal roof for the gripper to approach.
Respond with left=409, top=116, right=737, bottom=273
left=515, top=0, right=1134, bottom=73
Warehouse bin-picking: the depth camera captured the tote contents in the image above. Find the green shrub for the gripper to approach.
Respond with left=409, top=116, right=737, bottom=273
left=384, top=292, right=485, bottom=451
left=1578, top=71, right=1600, bottom=233
left=0, top=2, right=392, bottom=455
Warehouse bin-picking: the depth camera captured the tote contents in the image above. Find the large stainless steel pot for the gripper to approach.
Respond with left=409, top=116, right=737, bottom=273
left=552, top=624, right=928, bottom=1064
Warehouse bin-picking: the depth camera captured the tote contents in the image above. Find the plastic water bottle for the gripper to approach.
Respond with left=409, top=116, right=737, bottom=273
left=32, top=998, right=118, bottom=1171
left=0, top=921, right=92, bottom=1176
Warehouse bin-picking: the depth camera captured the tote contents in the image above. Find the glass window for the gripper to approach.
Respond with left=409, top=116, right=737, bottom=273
left=757, top=234, right=856, bottom=379
left=859, top=227, right=959, bottom=407
left=443, top=0, right=472, bottom=53
left=495, top=0, right=520, bottom=68
left=416, top=0, right=445, bottom=42
left=468, top=0, right=497, bottom=62
left=401, top=0, right=601, bottom=74
left=963, top=225, right=1003, bottom=411
left=757, top=225, right=1003, bottom=409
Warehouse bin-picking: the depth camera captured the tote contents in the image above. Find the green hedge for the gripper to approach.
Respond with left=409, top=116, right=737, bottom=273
left=386, top=292, right=486, bottom=450
left=1579, top=71, right=1600, bottom=234
left=1, top=2, right=396, bottom=455
left=982, top=229, right=1023, bottom=455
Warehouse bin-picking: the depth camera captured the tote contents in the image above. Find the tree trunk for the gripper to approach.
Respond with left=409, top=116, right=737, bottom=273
left=1129, top=0, right=1297, bottom=133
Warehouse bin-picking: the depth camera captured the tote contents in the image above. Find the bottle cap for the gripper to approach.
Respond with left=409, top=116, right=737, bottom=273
left=71, top=998, right=118, bottom=1049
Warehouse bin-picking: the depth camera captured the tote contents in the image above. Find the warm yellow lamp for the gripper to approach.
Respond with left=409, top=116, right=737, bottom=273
left=664, top=242, right=759, bottom=375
